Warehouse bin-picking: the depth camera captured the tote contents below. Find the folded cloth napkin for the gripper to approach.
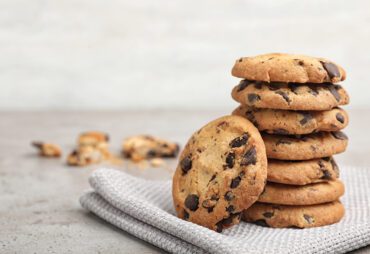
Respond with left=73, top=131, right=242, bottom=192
left=80, top=167, right=370, bottom=254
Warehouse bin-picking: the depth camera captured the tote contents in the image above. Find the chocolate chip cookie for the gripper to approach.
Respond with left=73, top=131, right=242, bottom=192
left=263, top=131, right=348, bottom=160
left=267, top=157, right=339, bottom=185
left=122, top=135, right=179, bottom=162
left=172, top=115, right=267, bottom=232
left=243, top=201, right=344, bottom=228
left=233, top=105, right=348, bottom=135
left=258, top=180, right=344, bottom=205
left=231, top=80, right=349, bottom=111
left=232, top=53, right=346, bottom=83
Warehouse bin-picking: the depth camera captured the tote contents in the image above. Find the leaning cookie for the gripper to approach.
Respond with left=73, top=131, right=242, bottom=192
left=231, top=80, right=349, bottom=111
left=233, top=105, right=348, bottom=135
left=172, top=115, right=267, bottom=232
left=243, top=201, right=344, bottom=228
left=268, top=157, right=339, bottom=185
left=263, top=131, right=348, bottom=160
left=258, top=180, right=344, bottom=205
left=232, top=53, right=346, bottom=83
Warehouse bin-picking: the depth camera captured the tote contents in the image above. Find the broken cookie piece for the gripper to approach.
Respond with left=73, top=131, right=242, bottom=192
left=67, top=146, right=103, bottom=166
left=122, top=135, right=179, bottom=162
left=32, top=141, right=62, bottom=157
left=67, top=131, right=120, bottom=166
left=78, top=131, right=109, bottom=149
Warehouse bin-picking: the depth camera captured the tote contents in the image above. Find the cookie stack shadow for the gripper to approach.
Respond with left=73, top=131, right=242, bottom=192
left=231, top=53, right=349, bottom=228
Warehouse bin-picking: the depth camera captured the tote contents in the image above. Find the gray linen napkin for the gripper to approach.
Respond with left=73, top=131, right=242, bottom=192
left=80, top=167, right=370, bottom=254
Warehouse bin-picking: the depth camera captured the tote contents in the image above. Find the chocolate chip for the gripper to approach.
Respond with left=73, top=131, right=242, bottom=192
left=273, top=128, right=289, bottom=135
left=216, top=223, right=223, bottom=233
left=321, top=62, right=340, bottom=79
left=237, top=80, right=250, bottom=92
left=275, top=91, right=291, bottom=104
left=229, top=133, right=249, bottom=148
left=336, top=113, right=345, bottom=123
left=248, top=93, right=261, bottom=104
left=180, top=156, right=192, bottom=174
left=331, top=159, right=340, bottom=177
left=224, top=191, right=234, bottom=201
left=209, top=174, right=217, bottom=182
left=216, top=213, right=241, bottom=232
left=146, top=150, right=157, bottom=158
left=328, top=85, right=341, bottom=102
left=254, top=219, right=269, bottom=227
left=226, top=205, right=235, bottom=213
left=238, top=58, right=243, bottom=62
left=245, top=111, right=258, bottom=127
left=299, top=112, right=313, bottom=125
left=211, top=194, right=219, bottom=200
left=331, top=131, right=348, bottom=140
left=230, top=176, right=241, bottom=188
left=240, top=147, right=257, bottom=166
left=32, top=141, right=43, bottom=149
left=183, top=210, right=189, bottom=220
left=185, top=194, right=199, bottom=211
left=334, top=84, right=342, bottom=90
left=318, top=160, right=331, bottom=179
left=321, top=169, right=332, bottom=180
left=318, top=160, right=325, bottom=168
left=289, top=84, right=299, bottom=94
left=263, top=212, right=274, bottom=218
left=308, top=86, right=319, bottom=96
left=216, top=221, right=224, bottom=233
left=225, top=152, right=235, bottom=169
left=331, top=158, right=338, bottom=169
left=298, top=60, right=304, bottom=66
left=303, top=214, right=314, bottom=224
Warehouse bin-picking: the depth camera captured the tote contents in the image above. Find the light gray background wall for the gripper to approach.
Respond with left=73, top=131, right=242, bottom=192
left=1, top=0, right=369, bottom=110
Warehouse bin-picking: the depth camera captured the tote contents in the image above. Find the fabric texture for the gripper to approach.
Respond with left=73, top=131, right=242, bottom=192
left=80, top=166, right=370, bottom=254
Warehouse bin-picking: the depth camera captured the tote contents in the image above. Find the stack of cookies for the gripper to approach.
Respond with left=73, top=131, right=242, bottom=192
left=231, top=53, right=349, bottom=228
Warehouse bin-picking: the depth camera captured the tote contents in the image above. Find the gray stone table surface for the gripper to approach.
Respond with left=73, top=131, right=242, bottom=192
left=1, top=109, right=370, bottom=254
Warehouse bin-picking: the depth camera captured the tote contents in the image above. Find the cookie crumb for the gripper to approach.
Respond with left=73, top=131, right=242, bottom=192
left=150, top=158, right=166, bottom=167
left=32, top=141, right=62, bottom=157
left=67, top=131, right=118, bottom=166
